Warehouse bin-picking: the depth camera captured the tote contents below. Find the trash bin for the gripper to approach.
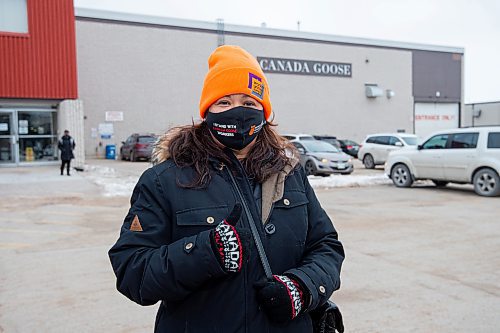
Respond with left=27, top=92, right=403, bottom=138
left=105, top=144, right=116, bottom=160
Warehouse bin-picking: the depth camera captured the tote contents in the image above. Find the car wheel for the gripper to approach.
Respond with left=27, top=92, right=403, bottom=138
left=304, top=161, right=316, bottom=176
left=363, top=154, right=375, bottom=169
left=473, top=168, right=500, bottom=197
left=391, top=163, right=413, bottom=187
left=130, top=151, right=136, bottom=162
left=120, top=148, right=126, bottom=160
left=432, top=180, right=449, bottom=187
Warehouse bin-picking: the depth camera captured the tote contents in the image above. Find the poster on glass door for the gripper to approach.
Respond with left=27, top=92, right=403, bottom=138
left=19, top=120, right=28, bottom=134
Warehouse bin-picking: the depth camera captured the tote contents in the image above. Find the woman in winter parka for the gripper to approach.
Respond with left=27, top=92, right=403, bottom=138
left=109, top=45, right=345, bottom=333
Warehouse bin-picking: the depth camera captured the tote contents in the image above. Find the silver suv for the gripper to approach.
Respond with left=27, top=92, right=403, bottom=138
left=385, top=126, right=500, bottom=196
left=358, top=133, right=418, bottom=169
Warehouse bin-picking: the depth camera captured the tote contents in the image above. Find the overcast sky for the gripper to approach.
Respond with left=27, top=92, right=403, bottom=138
left=74, top=0, right=500, bottom=104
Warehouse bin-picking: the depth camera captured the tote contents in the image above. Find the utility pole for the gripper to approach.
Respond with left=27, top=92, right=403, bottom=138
left=216, top=18, right=225, bottom=47
left=472, top=104, right=475, bottom=127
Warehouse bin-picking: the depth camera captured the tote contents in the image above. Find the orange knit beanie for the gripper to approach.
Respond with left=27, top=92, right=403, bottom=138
left=199, top=45, right=272, bottom=120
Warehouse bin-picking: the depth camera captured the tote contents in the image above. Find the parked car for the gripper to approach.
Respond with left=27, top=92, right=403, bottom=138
left=282, top=133, right=316, bottom=142
left=313, top=135, right=342, bottom=150
left=358, top=133, right=418, bottom=169
left=291, top=140, right=353, bottom=176
left=385, top=127, right=500, bottom=197
left=120, top=133, right=157, bottom=161
left=337, top=139, right=360, bottom=158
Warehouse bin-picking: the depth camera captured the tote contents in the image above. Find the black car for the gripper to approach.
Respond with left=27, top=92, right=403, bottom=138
left=120, top=133, right=156, bottom=161
left=313, top=135, right=341, bottom=150
left=337, top=139, right=360, bottom=158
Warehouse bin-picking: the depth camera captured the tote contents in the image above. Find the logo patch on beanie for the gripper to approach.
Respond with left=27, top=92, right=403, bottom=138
left=248, top=73, right=264, bottom=99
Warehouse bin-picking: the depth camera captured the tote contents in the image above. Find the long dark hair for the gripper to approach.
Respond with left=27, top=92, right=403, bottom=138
left=166, top=121, right=297, bottom=188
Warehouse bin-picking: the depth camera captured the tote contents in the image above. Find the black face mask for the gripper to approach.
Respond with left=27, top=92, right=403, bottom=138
left=206, top=106, right=266, bottom=150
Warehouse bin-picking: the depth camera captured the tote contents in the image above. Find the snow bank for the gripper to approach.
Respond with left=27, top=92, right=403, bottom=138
left=308, top=174, right=391, bottom=189
left=83, top=165, right=137, bottom=197
left=83, top=165, right=391, bottom=197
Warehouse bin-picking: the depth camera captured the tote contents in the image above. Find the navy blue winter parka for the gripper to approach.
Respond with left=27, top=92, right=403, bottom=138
left=109, top=150, right=345, bottom=333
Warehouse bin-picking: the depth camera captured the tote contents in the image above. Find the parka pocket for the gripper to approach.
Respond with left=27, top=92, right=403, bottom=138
left=173, top=205, right=229, bottom=240
left=272, top=190, right=309, bottom=210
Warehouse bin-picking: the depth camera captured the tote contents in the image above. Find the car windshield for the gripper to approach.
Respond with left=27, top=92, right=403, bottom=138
left=138, top=136, right=156, bottom=143
left=302, top=140, right=340, bottom=153
left=401, top=137, right=417, bottom=145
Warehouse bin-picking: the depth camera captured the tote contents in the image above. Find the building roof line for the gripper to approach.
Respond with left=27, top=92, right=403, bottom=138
left=75, top=7, right=465, bottom=54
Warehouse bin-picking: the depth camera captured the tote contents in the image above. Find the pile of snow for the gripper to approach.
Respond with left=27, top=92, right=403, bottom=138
left=308, top=174, right=391, bottom=189
left=83, top=165, right=137, bottom=197
left=83, top=165, right=392, bottom=197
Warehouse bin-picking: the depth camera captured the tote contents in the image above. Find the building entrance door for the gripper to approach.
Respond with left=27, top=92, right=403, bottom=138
left=0, top=111, right=17, bottom=165
left=0, top=109, right=58, bottom=166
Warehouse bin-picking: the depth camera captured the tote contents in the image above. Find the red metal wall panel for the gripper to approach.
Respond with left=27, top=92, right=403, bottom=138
left=0, top=0, right=78, bottom=99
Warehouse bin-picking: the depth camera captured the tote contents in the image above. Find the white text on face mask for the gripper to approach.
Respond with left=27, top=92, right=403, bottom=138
left=213, top=122, right=237, bottom=134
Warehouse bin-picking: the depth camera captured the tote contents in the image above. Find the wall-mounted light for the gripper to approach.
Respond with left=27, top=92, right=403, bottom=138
left=386, top=89, right=395, bottom=99
left=435, top=91, right=441, bottom=98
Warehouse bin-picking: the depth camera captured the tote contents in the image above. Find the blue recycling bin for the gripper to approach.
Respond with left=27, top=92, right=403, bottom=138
left=105, top=144, right=116, bottom=160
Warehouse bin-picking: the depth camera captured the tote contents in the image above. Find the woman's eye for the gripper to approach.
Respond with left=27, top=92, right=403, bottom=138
left=217, top=100, right=230, bottom=105
left=244, top=101, right=256, bottom=107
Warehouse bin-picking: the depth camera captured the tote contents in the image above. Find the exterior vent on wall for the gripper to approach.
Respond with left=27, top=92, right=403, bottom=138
left=365, top=84, right=384, bottom=98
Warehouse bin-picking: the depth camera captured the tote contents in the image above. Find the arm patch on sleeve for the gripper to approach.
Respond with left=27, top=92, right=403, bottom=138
left=130, top=215, right=143, bottom=232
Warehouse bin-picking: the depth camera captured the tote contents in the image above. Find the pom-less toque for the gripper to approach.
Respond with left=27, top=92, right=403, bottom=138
left=199, top=45, right=272, bottom=120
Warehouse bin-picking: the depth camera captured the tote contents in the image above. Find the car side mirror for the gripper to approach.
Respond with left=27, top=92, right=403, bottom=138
left=298, top=148, right=305, bottom=154
left=121, top=141, right=125, bottom=144
left=417, top=144, right=423, bottom=150
left=395, top=142, right=403, bottom=147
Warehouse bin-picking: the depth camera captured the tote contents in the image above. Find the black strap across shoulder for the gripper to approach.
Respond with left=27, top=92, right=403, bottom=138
left=225, top=165, right=273, bottom=280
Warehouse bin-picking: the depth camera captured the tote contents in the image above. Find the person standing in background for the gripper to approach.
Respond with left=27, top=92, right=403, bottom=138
left=58, top=130, right=75, bottom=176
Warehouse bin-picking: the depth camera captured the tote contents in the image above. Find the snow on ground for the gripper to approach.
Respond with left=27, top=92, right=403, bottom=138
left=308, top=173, right=392, bottom=188
left=83, top=164, right=392, bottom=197
left=83, top=165, right=138, bottom=197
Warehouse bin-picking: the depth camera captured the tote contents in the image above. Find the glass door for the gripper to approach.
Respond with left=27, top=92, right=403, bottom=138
left=17, top=110, right=58, bottom=163
left=0, top=111, right=16, bottom=164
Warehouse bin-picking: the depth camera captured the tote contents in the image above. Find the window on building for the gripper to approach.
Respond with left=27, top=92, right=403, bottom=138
left=0, top=0, right=28, bottom=33
left=449, top=133, right=478, bottom=149
left=17, top=111, right=58, bottom=162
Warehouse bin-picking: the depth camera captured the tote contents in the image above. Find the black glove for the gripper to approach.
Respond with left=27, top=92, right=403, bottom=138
left=210, top=204, right=250, bottom=273
left=256, top=274, right=306, bottom=323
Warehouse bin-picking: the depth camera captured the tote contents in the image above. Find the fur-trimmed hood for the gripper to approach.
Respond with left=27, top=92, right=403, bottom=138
left=151, top=127, right=184, bottom=166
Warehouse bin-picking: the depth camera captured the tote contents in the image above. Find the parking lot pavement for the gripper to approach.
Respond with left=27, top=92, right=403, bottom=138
left=0, top=158, right=499, bottom=332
